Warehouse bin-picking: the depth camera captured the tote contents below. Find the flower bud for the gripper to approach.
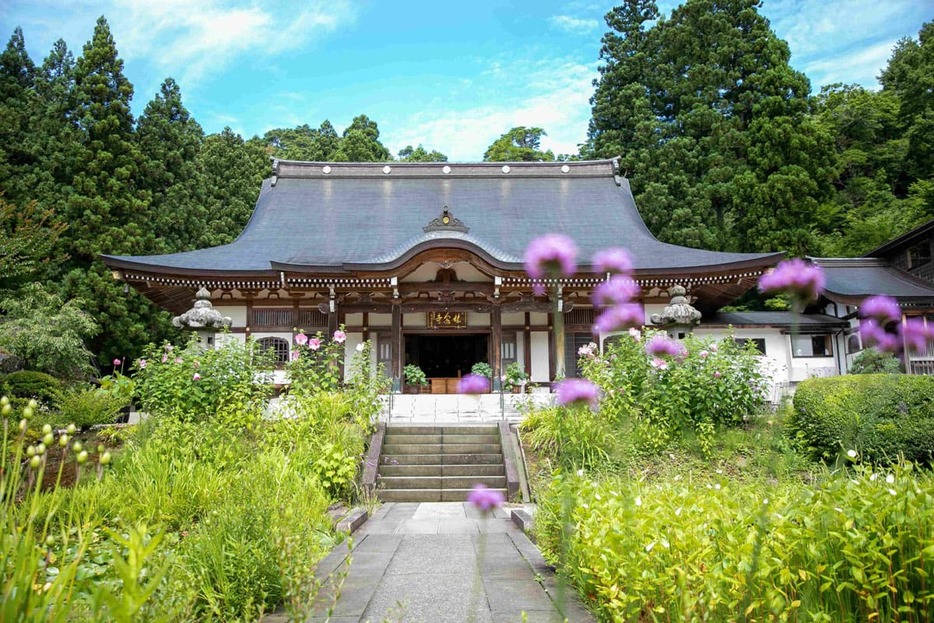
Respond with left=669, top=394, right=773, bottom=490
left=27, top=398, right=38, bottom=410
left=19, top=418, right=27, bottom=431
left=26, top=445, right=36, bottom=457
left=42, top=582, right=52, bottom=592
left=29, top=455, right=41, bottom=469
left=76, top=450, right=88, bottom=465
left=22, top=406, right=34, bottom=419
left=0, top=395, right=8, bottom=406
left=45, top=535, right=55, bottom=547
left=72, top=441, right=83, bottom=453
left=58, top=434, right=69, bottom=448
left=97, top=444, right=105, bottom=454
left=36, top=443, right=46, bottom=455
left=43, top=433, right=54, bottom=446
left=1, top=404, right=10, bottom=416
left=42, top=424, right=52, bottom=435
left=100, top=451, right=112, bottom=465
left=66, top=424, right=76, bottom=435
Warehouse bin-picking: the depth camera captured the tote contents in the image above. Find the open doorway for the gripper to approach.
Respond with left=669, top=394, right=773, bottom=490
left=405, top=333, right=489, bottom=379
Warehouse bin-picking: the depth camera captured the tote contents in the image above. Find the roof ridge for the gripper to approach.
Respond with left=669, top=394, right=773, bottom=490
left=272, top=159, right=620, bottom=179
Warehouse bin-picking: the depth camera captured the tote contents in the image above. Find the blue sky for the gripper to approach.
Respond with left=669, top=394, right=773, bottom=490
left=1, top=0, right=931, bottom=161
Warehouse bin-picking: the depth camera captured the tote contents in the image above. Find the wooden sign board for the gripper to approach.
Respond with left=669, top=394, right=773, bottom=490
left=427, top=311, right=468, bottom=328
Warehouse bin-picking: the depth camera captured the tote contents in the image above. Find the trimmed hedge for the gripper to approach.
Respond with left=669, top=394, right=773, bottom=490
left=791, top=374, right=934, bottom=464
left=0, top=370, right=63, bottom=409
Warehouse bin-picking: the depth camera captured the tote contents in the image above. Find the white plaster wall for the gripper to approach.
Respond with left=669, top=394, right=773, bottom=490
left=502, top=312, right=525, bottom=326
left=252, top=331, right=292, bottom=343
left=401, top=261, right=489, bottom=282
left=643, top=303, right=666, bottom=325
left=404, top=313, right=427, bottom=328
left=515, top=333, right=526, bottom=371
left=343, top=333, right=364, bottom=380
left=369, top=313, right=392, bottom=327
left=345, top=313, right=363, bottom=326
left=530, top=312, right=548, bottom=326
left=468, top=313, right=490, bottom=327
left=530, top=332, right=550, bottom=382
left=215, top=305, right=247, bottom=328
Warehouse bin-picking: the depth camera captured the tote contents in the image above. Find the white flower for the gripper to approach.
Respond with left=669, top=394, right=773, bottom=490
left=846, top=449, right=857, bottom=459
left=577, top=469, right=585, bottom=477
left=886, top=474, right=895, bottom=485
left=674, top=507, right=682, bottom=516
left=645, top=541, right=655, bottom=552
left=356, top=343, right=365, bottom=352
left=870, top=473, right=878, bottom=481
left=634, top=496, right=642, bottom=507
left=888, top=488, right=897, bottom=496
left=714, top=483, right=721, bottom=490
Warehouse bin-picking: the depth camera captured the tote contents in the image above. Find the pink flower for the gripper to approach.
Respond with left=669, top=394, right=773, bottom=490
left=629, top=328, right=641, bottom=341
left=713, top=371, right=722, bottom=379
left=113, top=358, right=122, bottom=367
left=592, top=248, right=633, bottom=275
left=651, top=357, right=668, bottom=370
left=467, top=484, right=504, bottom=512
left=457, top=373, right=489, bottom=394
left=859, top=295, right=901, bottom=325
left=555, top=379, right=600, bottom=408
left=758, top=259, right=825, bottom=303
left=174, top=357, right=183, bottom=364
left=192, top=373, right=201, bottom=381
left=333, top=330, right=346, bottom=343
left=290, top=350, right=300, bottom=361
left=164, top=344, right=173, bottom=352
left=645, top=334, right=686, bottom=359
left=524, top=234, right=577, bottom=279
left=593, top=276, right=640, bottom=308
left=699, top=350, right=709, bottom=359
left=161, top=354, right=168, bottom=363
left=860, top=319, right=900, bottom=353
left=709, top=343, right=718, bottom=353
left=308, top=338, right=321, bottom=351
left=138, top=359, right=147, bottom=369
left=594, top=303, right=644, bottom=333
left=294, top=333, right=308, bottom=346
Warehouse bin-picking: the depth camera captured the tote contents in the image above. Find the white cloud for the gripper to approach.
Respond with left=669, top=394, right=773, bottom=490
left=383, top=57, right=598, bottom=161
left=802, top=39, right=902, bottom=90
left=549, top=15, right=600, bottom=35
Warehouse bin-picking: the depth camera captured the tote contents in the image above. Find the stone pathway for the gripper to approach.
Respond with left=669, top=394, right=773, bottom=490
left=383, top=394, right=554, bottom=424
left=308, top=502, right=595, bottom=623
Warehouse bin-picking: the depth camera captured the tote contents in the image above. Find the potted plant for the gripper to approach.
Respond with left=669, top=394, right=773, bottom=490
left=502, top=361, right=529, bottom=393
left=403, top=364, right=428, bottom=394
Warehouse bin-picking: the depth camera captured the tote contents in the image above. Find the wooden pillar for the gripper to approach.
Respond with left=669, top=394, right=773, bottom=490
left=491, top=304, right=502, bottom=391
left=391, top=304, right=403, bottom=392
left=554, top=309, right=566, bottom=380
left=523, top=312, right=532, bottom=375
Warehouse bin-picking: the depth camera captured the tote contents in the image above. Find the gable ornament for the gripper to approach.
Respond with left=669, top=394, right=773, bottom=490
left=423, top=206, right=469, bottom=234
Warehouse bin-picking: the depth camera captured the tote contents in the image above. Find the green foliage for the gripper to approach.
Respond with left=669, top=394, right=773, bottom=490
left=0, top=198, right=67, bottom=287
left=483, top=126, right=554, bottom=162
left=470, top=361, right=493, bottom=378
left=1, top=370, right=63, bottom=409
left=502, top=361, right=528, bottom=392
left=581, top=330, right=766, bottom=455
left=536, top=464, right=934, bottom=622
left=51, top=386, right=127, bottom=431
left=791, top=374, right=934, bottom=465
left=134, top=336, right=274, bottom=423
left=0, top=283, right=97, bottom=380
left=850, top=348, right=903, bottom=374
left=397, top=144, right=447, bottom=162
left=403, top=363, right=428, bottom=386
left=521, top=406, right=631, bottom=472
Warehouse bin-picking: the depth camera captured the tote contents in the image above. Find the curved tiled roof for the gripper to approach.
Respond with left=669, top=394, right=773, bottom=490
left=102, top=159, right=781, bottom=275
left=813, top=258, right=934, bottom=304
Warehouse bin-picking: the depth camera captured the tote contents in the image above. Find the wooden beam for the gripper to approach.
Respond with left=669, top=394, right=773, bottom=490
left=491, top=304, right=502, bottom=389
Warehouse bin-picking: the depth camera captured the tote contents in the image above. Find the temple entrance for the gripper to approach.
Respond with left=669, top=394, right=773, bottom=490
left=405, top=333, right=489, bottom=381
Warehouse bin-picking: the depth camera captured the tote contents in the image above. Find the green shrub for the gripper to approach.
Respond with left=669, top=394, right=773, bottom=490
left=1, top=370, right=63, bottom=409
left=537, top=465, right=934, bottom=623
left=850, top=348, right=902, bottom=374
left=46, top=386, right=128, bottom=431
left=791, top=374, right=934, bottom=464
left=520, top=406, right=632, bottom=472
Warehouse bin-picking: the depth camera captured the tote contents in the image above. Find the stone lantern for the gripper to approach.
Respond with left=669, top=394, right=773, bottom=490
left=172, top=287, right=232, bottom=349
left=650, top=284, right=701, bottom=339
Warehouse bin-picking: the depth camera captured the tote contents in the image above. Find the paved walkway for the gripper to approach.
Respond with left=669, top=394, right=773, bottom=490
left=309, top=502, right=595, bottom=623
left=382, top=394, right=554, bottom=424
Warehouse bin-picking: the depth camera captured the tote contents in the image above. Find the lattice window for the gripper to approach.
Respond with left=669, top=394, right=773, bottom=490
left=297, top=309, right=327, bottom=328
left=258, top=337, right=290, bottom=365
left=377, top=333, right=392, bottom=378
left=252, top=308, right=293, bottom=328
left=564, top=332, right=595, bottom=378
left=501, top=332, right=518, bottom=367
left=564, top=308, right=595, bottom=327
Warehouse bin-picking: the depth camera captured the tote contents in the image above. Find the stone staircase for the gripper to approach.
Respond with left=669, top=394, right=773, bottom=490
left=377, top=424, right=508, bottom=502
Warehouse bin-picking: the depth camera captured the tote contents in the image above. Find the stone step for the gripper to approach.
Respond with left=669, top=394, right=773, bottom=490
left=382, top=443, right=502, bottom=456
left=384, top=425, right=445, bottom=435
left=382, top=433, right=500, bottom=447
left=439, top=434, right=500, bottom=445
left=377, top=488, right=508, bottom=503
left=378, top=475, right=507, bottom=490
left=441, top=425, right=498, bottom=435
left=379, top=464, right=505, bottom=477
left=381, top=453, right=503, bottom=465
left=384, top=425, right=499, bottom=435
left=382, top=434, right=443, bottom=444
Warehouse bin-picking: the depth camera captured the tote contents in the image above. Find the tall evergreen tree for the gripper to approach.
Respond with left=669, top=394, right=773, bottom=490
left=333, top=114, right=391, bottom=161
left=483, top=127, right=555, bottom=161
left=586, top=0, right=833, bottom=255
left=398, top=144, right=448, bottom=162
left=0, top=27, right=38, bottom=203
left=137, top=78, right=205, bottom=252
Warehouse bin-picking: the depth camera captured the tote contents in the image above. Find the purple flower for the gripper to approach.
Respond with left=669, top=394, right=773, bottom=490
left=860, top=319, right=901, bottom=353
left=161, top=354, right=168, bottom=363
left=467, top=484, right=504, bottom=512
left=902, top=318, right=931, bottom=355
left=524, top=234, right=577, bottom=279
left=113, top=358, right=122, bottom=367
left=294, top=333, right=308, bottom=346
left=594, top=304, right=644, bottom=333
left=592, top=248, right=633, bottom=275
left=555, top=378, right=600, bottom=408
left=333, top=330, right=346, bottom=343
left=859, top=295, right=901, bottom=325
left=457, top=373, right=489, bottom=394
left=137, top=359, right=147, bottom=369
left=758, top=258, right=825, bottom=303
left=645, top=334, right=686, bottom=359
left=593, top=276, right=640, bottom=308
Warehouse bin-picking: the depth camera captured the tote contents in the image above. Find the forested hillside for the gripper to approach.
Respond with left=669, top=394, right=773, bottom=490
left=0, top=3, right=931, bottom=367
